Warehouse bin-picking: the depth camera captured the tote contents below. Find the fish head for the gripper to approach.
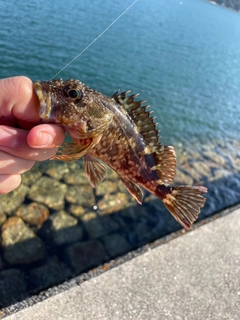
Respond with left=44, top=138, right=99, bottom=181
left=34, top=79, right=113, bottom=139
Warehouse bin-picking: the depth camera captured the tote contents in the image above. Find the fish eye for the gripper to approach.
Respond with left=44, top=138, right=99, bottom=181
left=68, top=89, right=79, bottom=99
left=63, top=86, right=83, bottom=101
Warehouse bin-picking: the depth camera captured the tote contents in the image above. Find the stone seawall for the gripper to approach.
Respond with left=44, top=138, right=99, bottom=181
left=0, top=138, right=240, bottom=308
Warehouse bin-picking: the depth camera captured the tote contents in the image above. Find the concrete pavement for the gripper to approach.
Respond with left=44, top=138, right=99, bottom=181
left=4, top=208, right=240, bottom=320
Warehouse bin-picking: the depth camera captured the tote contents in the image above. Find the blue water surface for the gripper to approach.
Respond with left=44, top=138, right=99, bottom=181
left=0, top=0, right=239, bottom=146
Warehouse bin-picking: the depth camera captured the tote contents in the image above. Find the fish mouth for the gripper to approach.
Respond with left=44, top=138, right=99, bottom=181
left=34, top=81, right=53, bottom=120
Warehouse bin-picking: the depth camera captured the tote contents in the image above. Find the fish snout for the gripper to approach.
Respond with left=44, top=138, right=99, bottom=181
left=34, top=81, right=54, bottom=120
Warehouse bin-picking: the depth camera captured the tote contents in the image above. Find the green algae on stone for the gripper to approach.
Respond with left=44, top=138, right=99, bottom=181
left=16, top=202, right=49, bottom=226
left=69, top=204, right=85, bottom=217
left=174, top=169, right=194, bottom=185
left=66, top=184, right=95, bottom=207
left=39, top=160, right=70, bottom=180
left=0, top=184, right=29, bottom=215
left=62, top=161, right=88, bottom=185
left=95, top=180, right=118, bottom=196
left=28, top=176, right=67, bottom=210
left=21, top=163, right=42, bottom=187
left=0, top=211, right=7, bottom=227
left=97, top=192, right=129, bottom=215
left=1, top=217, right=45, bottom=265
left=46, top=210, right=84, bottom=246
left=81, top=212, right=109, bottom=239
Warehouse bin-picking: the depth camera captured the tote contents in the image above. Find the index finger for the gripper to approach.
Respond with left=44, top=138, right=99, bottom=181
left=0, top=76, right=40, bottom=129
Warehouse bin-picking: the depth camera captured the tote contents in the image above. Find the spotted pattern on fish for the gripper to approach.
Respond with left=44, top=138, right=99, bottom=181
left=34, top=79, right=208, bottom=229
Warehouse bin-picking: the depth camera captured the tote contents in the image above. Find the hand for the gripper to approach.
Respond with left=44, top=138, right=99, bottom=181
left=0, top=76, right=65, bottom=194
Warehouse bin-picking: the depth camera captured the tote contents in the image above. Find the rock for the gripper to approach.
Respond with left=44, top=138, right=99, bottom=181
left=117, top=180, right=134, bottom=199
left=174, top=168, right=194, bottom=185
left=191, top=161, right=211, bottom=178
left=81, top=212, right=109, bottom=239
left=0, top=211, right=7, bottom=226
left=95, top=180, right=118, bottom=196
left=69, top=204, right=85, bottom=217
left=28, top=256, right=72, bottom=292
left=21, top=163, right=42, bottom=186
left=64, top=240, right=110, bottom=273
left=40, top=210, right=83, bottom=246
left=181, top=163, right=202, bottom=183
left=0, top=256, right=3, bottom=270
left=0, top=269, right=27, bottom=308
left=28, top=176, right=67, bottom=210
left=16, top=202, right=49, bottom=226
left=97, top=192, right=129, bottom=215
left=0, top=184, right=29, bottom=215
left=225, top=140, right=240, bottom=160
left=210, top=168, right=232, bottom=182
left=101, top=233, right=132, bottom=258
left=1, top=217, right=45, bottom=265
left=106, top=168, right=119, bottom=180
left=98, top=215, right=121, bottom=233
left=120, top=204, right=150, bottom=222
left=128, top=222, right=158, bottom=247
left=39, top=160, right=69, bottom=180
left=62, top=161, right=88, bottom=185
left=175, top=146, right=202, bottom=165
left=66, top=184, right=95, bottom=207
left=203, top=149, right=226, bottom=166
left=228, top=154, right=240, bottom=171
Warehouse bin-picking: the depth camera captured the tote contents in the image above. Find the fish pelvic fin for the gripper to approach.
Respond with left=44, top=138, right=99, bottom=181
left=85, top=154, right=107, bottom=188
left=156, top=185, right=208, bottom=229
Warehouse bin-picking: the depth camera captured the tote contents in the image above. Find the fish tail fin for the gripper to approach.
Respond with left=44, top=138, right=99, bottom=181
left=156, top=185, right=208, bottom=229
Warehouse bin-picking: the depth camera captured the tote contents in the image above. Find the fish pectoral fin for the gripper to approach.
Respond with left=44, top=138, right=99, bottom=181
left=52, top=142, right=91, bottom=161
left=85, top=154, right=107, bottom=188
left=158, top=185, right=208, bottom=229
left=120, top=178, right=143, bottom=204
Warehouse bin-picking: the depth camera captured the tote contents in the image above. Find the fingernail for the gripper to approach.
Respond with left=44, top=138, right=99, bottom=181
left=0, top=127, right=19, bottom=148
left=36, top=131, right=54, bottom=146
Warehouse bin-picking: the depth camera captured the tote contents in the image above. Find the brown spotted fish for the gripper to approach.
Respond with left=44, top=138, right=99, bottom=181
left=34, top=79, right=207, bottom=229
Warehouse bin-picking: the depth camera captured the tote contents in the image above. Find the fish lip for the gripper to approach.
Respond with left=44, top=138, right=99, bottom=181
left=34, top=81, right=53, bottom=119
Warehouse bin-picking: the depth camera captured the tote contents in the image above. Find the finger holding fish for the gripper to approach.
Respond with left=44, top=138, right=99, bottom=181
left=0, top=125, right=64, bottom=162
left=0, top=174, right=22, bottom=194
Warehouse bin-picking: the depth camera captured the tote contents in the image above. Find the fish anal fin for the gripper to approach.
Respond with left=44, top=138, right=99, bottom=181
left=121, top=178, right=143, bottom=204
left=152, top=145, right=176, bottom=185
left=85, top=154, right=107, bottom=188
left=52, top=142, right=90, bottom=161
left=157, top=185, right=208, bottom=229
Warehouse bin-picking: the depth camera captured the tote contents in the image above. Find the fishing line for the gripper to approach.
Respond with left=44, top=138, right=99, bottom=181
left=51, top=0, right=139, bottom=79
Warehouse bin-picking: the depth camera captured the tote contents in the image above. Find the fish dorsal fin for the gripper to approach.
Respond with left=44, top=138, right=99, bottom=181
left=112, top=91, right=177, bottom=184
left=120, top=177, right=143, bottom=204
left=85, top=154, right=107, bottom=188
left=112, top=90, right=160, bottom=145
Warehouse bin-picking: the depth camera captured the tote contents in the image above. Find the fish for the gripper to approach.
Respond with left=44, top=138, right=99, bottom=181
left=34, top=79, right=208, bottom=229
